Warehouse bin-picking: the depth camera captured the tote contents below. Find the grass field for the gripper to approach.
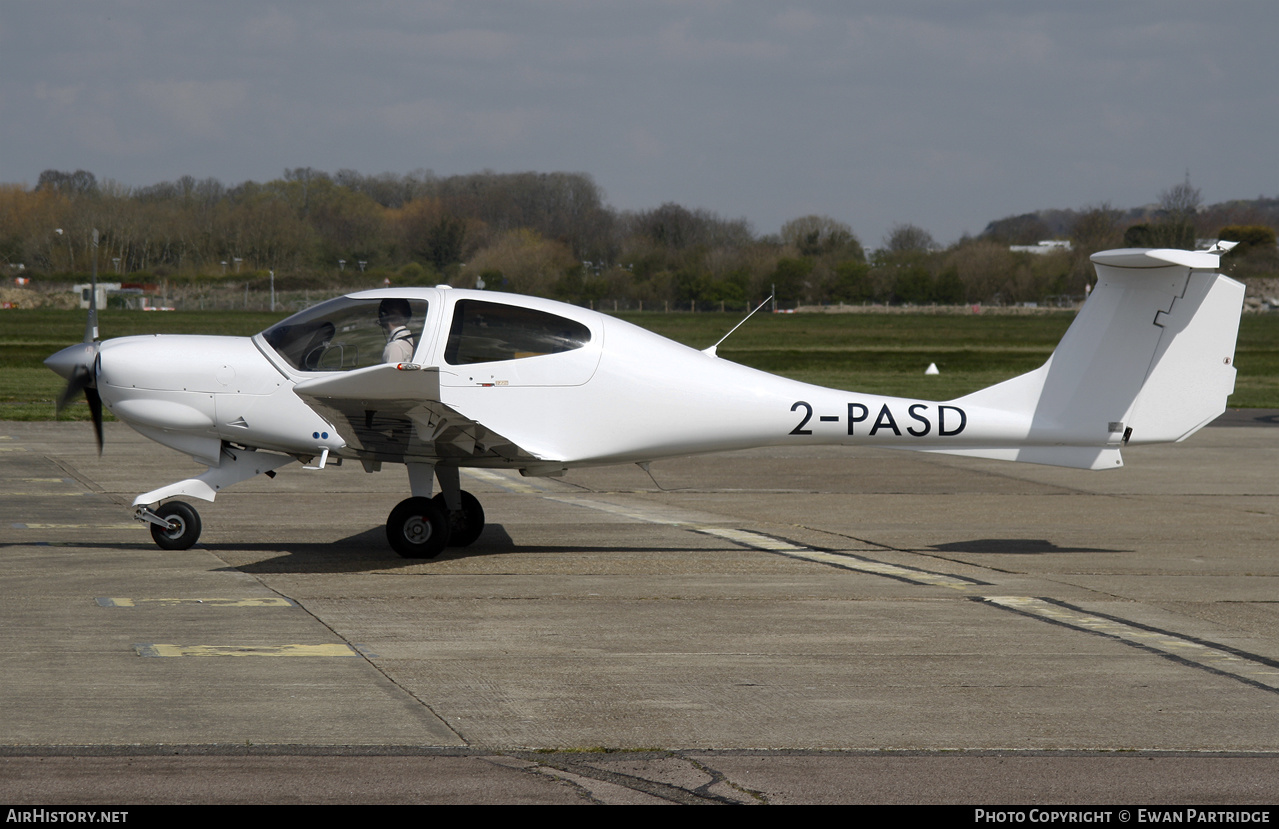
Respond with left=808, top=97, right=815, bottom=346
left=4, top=306, right=1278, bottom=422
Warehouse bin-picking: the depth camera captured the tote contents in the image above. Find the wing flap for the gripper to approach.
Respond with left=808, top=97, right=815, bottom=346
left=293, top=362, right=441, bottom=403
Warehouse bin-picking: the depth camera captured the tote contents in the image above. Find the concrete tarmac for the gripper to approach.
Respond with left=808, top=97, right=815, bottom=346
left=2, top=416, right=1278, bottom=804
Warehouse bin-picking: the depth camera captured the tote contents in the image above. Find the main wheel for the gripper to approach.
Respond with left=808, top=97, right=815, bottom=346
left=386, top=497, right=450, bottom=558
left=150, top=501, right=202, bottom=550
left=432, top=490, right=486, bottom=547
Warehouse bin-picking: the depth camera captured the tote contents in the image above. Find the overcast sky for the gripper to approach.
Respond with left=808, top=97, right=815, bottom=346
left=3, top=1, right=1275, bottom=247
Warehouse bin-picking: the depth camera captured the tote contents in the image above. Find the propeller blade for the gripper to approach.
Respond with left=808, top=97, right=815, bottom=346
left=55, top=364, right=91, bottom=414
left=47, top=238, right=103, bottom=451
left=85, top=385, right=104, bottom=454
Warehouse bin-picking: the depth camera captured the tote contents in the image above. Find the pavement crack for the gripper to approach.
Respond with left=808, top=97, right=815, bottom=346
left=212, top=558, right=472, bottom=747
left=506, top=751, right=747, bottom=805
left=43, top=455, right=118, bottom=502
left=684, top=754, right=769, bottom=804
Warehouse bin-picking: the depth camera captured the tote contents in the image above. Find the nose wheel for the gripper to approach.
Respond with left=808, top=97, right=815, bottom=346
left=386, top=497, right=451, bottom=558
left=146, top=501, right=202, bottom=550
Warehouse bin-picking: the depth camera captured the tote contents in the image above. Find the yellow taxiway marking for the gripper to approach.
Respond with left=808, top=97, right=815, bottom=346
left=13, top=523, right=140, bottom=529
left=134, top=643, right=362, bottom=658
left=99, top=597, right=296, bottom=608
left=6, top=492, right=94, bottom=496
left=984, top=596, right=1279, bottom=691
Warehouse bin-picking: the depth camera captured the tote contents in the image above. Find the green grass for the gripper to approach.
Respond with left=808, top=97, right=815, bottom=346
left=4, top=307, right=1279, bottom=421
left=616, top=311, right=1279, bottom=406
left=0, top=309, right=281, bottom=421
left=618, top=312, right=1066, bottom=398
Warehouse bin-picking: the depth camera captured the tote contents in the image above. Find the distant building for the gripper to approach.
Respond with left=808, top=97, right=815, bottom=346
left=72, top=282, right=165, bottom=310
left=73, top=282, right=121, bottom=310
left=1010, top=240, right=1072, bottom=255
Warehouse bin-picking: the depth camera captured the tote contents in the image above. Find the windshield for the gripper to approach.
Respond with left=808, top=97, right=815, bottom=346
left=260, top=297, right=429, bottom=372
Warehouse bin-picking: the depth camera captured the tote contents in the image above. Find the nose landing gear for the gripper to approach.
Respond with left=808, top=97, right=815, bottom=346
left=137, top=500, right=202, bottom=550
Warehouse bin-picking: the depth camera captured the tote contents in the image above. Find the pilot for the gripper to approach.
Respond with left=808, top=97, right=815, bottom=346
left=378, top=298, right=416, bottom=363
left=302, top=321, right=336, bottom=370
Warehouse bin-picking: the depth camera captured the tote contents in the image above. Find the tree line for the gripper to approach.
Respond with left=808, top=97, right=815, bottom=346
left=2, top=169, right=1275, bottom=308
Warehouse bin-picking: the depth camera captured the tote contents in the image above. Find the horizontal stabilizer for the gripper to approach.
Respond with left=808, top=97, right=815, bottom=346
left=914, top=445, right=1122, bottom=470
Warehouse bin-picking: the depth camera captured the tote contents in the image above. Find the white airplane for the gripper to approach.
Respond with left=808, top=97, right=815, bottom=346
left=46, top=245, right=1244, bottom=558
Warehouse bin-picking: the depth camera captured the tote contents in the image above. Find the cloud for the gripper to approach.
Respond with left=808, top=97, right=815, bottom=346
left=134, top=80, right=251, bottom=138
left=656, top=19, right=785, bottom=64
left=372, top=97, right=545, bottom=153
left=0, top=2, right=1273, bottom=247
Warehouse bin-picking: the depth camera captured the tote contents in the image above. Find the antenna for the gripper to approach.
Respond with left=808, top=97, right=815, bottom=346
left=85, top=228, right=99, bottom=343
left=636, top=461, right=686, bottom=492
left=702, top=295, right=773, bottom=357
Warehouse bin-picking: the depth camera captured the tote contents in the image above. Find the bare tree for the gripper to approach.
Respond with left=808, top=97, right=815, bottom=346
left=626, top=203, right=753, bottom=251
left=1143, top=176, right=1204, bottom=249
left=1069, top=203, right=1123, bottom=252
left=884, top=223, right=937, bottom=254
left=1159, top=175, right=1202, bottom=220
left=981, top=212, right=1052, bottom=245
left=36, top=169, right=98, bottom=195
left=780, top=215, right=863, bottom=259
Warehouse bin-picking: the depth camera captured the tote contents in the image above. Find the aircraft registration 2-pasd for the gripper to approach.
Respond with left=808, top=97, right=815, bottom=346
left=790, top=401, right=968, bottom=437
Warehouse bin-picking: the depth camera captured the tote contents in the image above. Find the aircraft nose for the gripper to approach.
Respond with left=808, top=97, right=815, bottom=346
left=45, top=342, right=98, bottom=382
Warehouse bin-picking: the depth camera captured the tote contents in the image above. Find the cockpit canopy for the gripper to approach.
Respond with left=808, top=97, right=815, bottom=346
left=260, top=294, right=595, bottom=375
left=260, top=297, right=429, bottom=372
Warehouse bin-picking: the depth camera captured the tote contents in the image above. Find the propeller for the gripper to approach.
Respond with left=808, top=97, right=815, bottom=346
left=44, top=229, right=105, bottom=453
left=46, top=342, right=103, bottom=452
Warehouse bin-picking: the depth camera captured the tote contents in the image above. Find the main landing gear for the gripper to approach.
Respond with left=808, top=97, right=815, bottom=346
left=385, top=489, right=486, bottom=559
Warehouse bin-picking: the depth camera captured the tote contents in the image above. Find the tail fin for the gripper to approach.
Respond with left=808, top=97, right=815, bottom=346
left=950, top=247, right=1244, bottom=469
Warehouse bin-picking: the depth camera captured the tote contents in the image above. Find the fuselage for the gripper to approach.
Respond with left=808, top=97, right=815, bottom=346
left=85, top=287, right=1031, bottom=472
